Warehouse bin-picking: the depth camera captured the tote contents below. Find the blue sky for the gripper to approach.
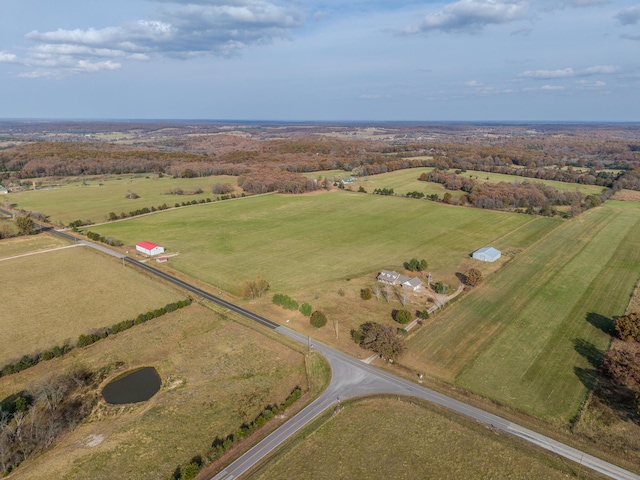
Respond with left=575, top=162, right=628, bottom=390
left=1, top=0, right=639, bottom=121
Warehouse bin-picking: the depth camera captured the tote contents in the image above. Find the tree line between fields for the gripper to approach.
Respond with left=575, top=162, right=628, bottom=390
left=168, top=386, right=303, bottom=480
left=0, top=300, right=191, bottom=379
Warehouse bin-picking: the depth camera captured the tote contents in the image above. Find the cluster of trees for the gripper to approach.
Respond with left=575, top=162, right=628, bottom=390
left=0, top=300, right=191, bottom=379
left=422, top=170, right=588, bottom=214
left=272, top=294, right=299, bottom=311
left=373, top=187, right=394, bottom=196
left=169, top=386, right=303, bottom=480
left=237, top=170, right=318, bottom=194
left=0, top=368, right=102, bottom=475
left=404, top=258, right=428, bottom=272
left=242, top=277, right=270, bottom=300
left=351, top=322, right=406, bottom=360
left=211, top=183, right=234, bottom=195
left=595, top=313, right=640, bottom=423
left=105, top=200, right=198, bottom=222
left=85, top=230, right=123, bottom=247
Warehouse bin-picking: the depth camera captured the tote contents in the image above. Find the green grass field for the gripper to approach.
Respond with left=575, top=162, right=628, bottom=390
left=0, top=245, right=185, bottom=365
left=406, top=201, right=640, bottom=421
left=252, top=397, right=589, bottom=480
left=7, top=174, right=239, bottom=225
left=2, top=303, right=313, bottom=480
left=89, top=191, right=558, bottom=298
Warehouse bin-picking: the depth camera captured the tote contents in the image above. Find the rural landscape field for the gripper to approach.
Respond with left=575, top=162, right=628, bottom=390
left=2, top=121, right=640, bottom=479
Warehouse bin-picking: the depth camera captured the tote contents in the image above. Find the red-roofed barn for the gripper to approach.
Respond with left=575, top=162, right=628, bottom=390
left=136, top=241, right=165, bottom=256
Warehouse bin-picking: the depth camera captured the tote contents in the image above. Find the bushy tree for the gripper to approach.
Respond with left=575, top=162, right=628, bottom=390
left=358, top=322, right=406, bottom=360
left=393, top=309, right=413, bottom=324
left=299, top=302, right=312, bottom=316
left=310, top=311, right=327, bottom=328
left=242, top=277, right=270, bottom=300
left=615, top=313, right=640, bottom=342
left=15, top=215, right=34, bottom=235
left=404, top=258, right=428, bottom=272
left=465, top=268, right=484, bottom=287
left=360, top=288, right=372, bottom=300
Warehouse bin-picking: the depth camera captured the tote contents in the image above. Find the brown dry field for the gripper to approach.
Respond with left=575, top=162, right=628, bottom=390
left=0, top=233, right=69, bottom=259
left=252, top=397, right=597, bottom=480
left=1, top=303, right=311, bottom=480
left=612, top=189, right=640, bottom=202
left=0, top=245, right=185, bottom=365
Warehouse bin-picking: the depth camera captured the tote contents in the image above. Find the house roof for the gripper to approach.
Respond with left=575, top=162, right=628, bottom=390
left=137, top=241, right=160, bottom=250
left=403, top=277, right=423, bottom=288
left=378, top=270, right=400, bottom=282
left=475, top=247, right=501, bottom=257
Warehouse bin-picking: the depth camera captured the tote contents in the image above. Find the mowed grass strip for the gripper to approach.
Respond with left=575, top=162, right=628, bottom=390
left=252, top=397, right=586, bottom=480
left=0, top=246, right=184, bottom=365
left=8, top=174, right=239, bottom=225
left=2, top=304, right=308, bottom=480
left=89, top=191, right=554, bottom=297
left=407, top=202, right=640, bottom=420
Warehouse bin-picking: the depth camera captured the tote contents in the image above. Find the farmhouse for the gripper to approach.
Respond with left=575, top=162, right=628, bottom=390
left=0, top=185, right=8, bottom=195
left=136, top=241, right=165, bottom=256
left=377, top=270, right=423, bottom=291
left=472, top=247, right=501, bottom=262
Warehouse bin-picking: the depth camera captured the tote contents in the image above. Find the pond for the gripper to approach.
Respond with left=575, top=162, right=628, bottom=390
left=102, top=367, right=161, bottom=404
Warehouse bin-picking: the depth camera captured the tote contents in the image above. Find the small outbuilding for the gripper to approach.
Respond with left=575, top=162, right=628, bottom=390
left=136, top=241, right=165, bottom=256
left=472, top=247, right=501, bottom=263
left=0, top=185, right=8, bottom=195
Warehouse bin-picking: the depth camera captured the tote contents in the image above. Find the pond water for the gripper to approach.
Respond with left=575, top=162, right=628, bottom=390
left=101, top=367, right=161, bottom=404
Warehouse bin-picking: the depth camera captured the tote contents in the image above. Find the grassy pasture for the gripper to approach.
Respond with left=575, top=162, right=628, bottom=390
left=88, top=191, right=557, bottom=298
left=252, top=397, right=589, bottom=480
left=0, top=246, right=184, bottom=365
left=1, top=303, right=312, bottom=480
left=7, top=174, right=239, bottom=225
left=407, top=201, right=640, bottom=421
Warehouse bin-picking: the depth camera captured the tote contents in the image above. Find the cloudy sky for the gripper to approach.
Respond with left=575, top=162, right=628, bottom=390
left=1, top=0, right=639, bottom=121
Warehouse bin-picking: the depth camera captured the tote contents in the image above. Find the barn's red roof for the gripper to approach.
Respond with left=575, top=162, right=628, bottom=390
left=137, top=241, right=159, bottom=250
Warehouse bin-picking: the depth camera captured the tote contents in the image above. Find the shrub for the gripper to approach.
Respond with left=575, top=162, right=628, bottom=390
left=393, top=309, right=413, bottom=324
left=310, top=311, right=328, bottom=328
left=351, top=329, right=363, bottom=344
left=360, top=288, right=372, bottom=300
left=465, top=268, right=484, bottom=287
left=272, top=293, right=299, bottom=310
left=417, top=309, right=430, bottom=320
left=299, top=302, right=313, bottom=316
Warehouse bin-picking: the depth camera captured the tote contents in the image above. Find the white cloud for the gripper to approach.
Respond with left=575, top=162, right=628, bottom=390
left=401, top=0, right=529, bottom=34
left=0, top=52, right=17, bottom=63
left=518, top=68, right=575, bottom=78
left=518, top=65, right=620, bottom=79
left=616, top=5, right=640, bottom=25
left=540, top=84, right=564, bottom=90
left=4, top=0, right=304, bottom=77
left=464, top=80, right=483, bottom=86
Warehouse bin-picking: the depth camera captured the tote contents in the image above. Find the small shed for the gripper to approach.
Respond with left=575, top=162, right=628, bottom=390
left=0, top=185, right=8, bottom=195
left=136, top=241, right=165, bottom=256
left=472, top=247, right=501, bottom=263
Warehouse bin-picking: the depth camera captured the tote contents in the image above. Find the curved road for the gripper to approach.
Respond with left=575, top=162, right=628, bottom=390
left=7, top=216, right=638, bottom=480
